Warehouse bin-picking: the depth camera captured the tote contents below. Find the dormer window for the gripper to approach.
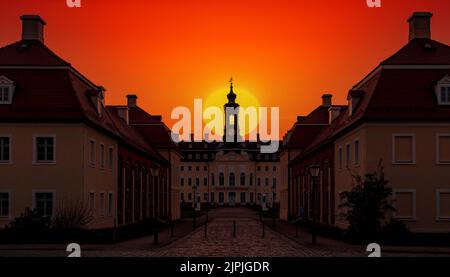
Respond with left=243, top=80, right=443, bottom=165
left=436, top=75, right=450, bottom=105
left=0, top=76, right=15, bottom=105
left=440, top=86, right=450, bottom=104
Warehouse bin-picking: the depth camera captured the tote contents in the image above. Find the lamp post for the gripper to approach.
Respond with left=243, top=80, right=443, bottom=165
left=150, top=165, right=160, bottom=245
left=192, top=184, right=197, bottom=228
left=272, top=183, right=276, bottom=227
left=308, top=163, right=320, bottom=246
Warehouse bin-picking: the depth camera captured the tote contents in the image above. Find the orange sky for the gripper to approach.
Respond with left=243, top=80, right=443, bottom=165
left=1, top=0, right=450, bottom=136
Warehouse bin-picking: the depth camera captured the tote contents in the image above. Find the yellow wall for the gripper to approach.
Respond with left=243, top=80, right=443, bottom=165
left=0, top=123, right=118, bottom=229
left=335, top=123, right=450, bottom=232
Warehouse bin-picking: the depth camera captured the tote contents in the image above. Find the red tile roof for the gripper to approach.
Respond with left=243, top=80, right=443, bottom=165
left=382, top=38, right=450, bottom=65
left=0, top=40, right=69, bottom=66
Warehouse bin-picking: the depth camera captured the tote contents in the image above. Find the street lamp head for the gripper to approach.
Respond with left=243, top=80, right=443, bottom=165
left=150, top=164, right=160, bottom=177
left=309, top=163, right=320, bottom=177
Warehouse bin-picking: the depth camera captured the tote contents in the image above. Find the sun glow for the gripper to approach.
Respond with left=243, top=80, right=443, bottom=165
left=203, top=87, right=261, bottom=138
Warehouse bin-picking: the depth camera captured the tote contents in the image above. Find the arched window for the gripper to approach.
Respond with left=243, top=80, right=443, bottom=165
left=219, top=172, right=224, bottom=186
left=229, top=172, right=235, bottom=186
left=240, top=173, right=246, bottom=186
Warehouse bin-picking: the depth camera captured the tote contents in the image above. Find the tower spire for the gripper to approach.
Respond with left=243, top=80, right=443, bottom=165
left=227, top=77, right=237, bottom=104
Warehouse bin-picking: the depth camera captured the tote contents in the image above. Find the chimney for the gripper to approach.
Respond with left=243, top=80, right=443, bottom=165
left=322, top=94, right=332, bottom=108
left=329, top=106, right=342, bottom=124
left=20, top=15, right=46, bottom=43
left=127, top=94, right=138, bottom=107
left=408, top=12, right=433, bottom=41
left=117, top=106, right=129, bottom=125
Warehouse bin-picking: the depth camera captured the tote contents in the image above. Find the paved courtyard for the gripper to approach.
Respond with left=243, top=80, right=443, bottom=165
left=0, top=208, right=448, bottom=257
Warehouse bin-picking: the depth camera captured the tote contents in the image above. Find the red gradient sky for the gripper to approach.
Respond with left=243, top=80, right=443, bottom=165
left=1, top=0, right=450, bottom=136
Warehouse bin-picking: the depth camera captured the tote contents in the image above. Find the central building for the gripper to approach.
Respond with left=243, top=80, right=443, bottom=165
left=177, top=81, right=281, bottom=209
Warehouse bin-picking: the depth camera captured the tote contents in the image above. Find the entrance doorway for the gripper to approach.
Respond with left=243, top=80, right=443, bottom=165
left=228, top=192, right=236, bottom=206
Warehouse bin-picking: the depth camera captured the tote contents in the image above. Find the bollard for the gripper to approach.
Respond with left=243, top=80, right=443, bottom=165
left=262, top=222, right=265, bottom=238
left=154, top=229, right=159, bottom=245
left=204, top=221, right=207, bottom=239
left=233, top=220, right=236, bottom=238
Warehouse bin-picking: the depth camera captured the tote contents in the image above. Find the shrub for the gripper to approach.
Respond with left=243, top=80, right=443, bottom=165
left=52, top=199, right=93, bottom=230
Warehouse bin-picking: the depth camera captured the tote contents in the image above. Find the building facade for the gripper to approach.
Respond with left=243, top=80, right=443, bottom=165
left=0, top=15, right=172, bottom=229
left=178, top=83, right=282, bottom=209
left=287, top=12, right=450, bottom=233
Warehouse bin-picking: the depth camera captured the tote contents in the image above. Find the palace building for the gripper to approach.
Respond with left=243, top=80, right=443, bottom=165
left=282, top=12, right=450, bottom=233
left=178, top=82, right=282, bottom=209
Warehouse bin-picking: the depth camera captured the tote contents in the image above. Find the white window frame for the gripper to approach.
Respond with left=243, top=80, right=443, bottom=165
left=435, top=76, right=450, bottom=105
left=0, top=76, right=15, bottom=105
left=89, top=191, right=96, bottom=213
left=436, top=134, right=450, bottom=164
left=107, top=192, right=113, bottom=217
left=100, top=143, right=105, bottom=169
left=89, top=139, right=96, bottom=167
left=354, top=139, right=360, bottom=166
left=0, top=134, right=12, bottom=164
left=32, top=190, right=56, bottom=217
left=338, top=146, right=343, bottom=169
left=108, top=147, right=114, bottom=171
left=393, top=189, right=416, bottom=221
left=33, top=135, right=56, bottom=165
left=345, top=144, right=351, bottom=167
left=436, top=189, right=450, bottom=221
left=0, top=190, right=11, bottom=219
left=99, top=191, right=105, bottom=217
left=392, top=134, right=416, bottom=165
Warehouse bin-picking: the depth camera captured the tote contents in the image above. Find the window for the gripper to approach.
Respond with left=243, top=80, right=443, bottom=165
left=273, top=177, right=277, bottom=188
left=34, top=192, right=54, bottom=217
left=188, top=178, right=192, bottom=186
left=0, top=87, right=11, bottom=103
left=240, top=192, right=246, bottom=204
left=436, top=190, right=450, bottom=221
left=204, top=177, right=207, bottom=186
left=229, top=172, right=235, bottom=186
left=211, top=173, right=215, bottom=186
left=204, top=193, right=208, bottom=201
left=0, top=136, right=10, bottom=163
left=89, top=140, right=96, bottom=165
left=249, top=173, right=253, bottom=186
left=265, top=166, right=269, bottom=171
left=354, top=140, right=360, bottom=165
left=35, top=136, right=55, bottom=163
left=108, top=147, right=113, bottom=170
left=196, top=177, right=200, bottom=187
left=196, top=166, right=199, bottom=171
left=100, top=144, right=105, bottom=169
left=393, top=189, right=416, bottom=221
left=0, top=76, right=15, bottom=104
left=188, top=166, right=192, bottom=171
left=257, top=166, right=261, bottom=171
left=273, top=166, right=276, bottom=172
left=188, top=193, right=192, bottom=201
left=108, top=192, right=113, bottom=216
left=204, top=165, right=207, bottom=171
left=89, top=192, right=95, bottom=212
left=219, top=192, right=224, bottom=204
left=180, top=178, right=184, bottom=186
left=180, top=193, right=184, bottom=201
left=257, top=178, right=261, bottom=186
left=100, top=192, right=105, bottom=216
left=338, top=147, right=343, bottom=169
left=180, top=166, right=184, bottom=171
left=240, top=173, right=246, bottom=186
left=440, top=86, right=450, bottom=104
left=345, top=144, right=350, bottom=167
left=0, top=192, right=10, bottom=218
left=210, top=192, right=215, bottom=203
left=393, top=134, right=415, bottom=164
left=265, top=178, right=269, bottom=187
left=219, top=172, right=224, bottom=186
left=437, top=134, right=450, bottom=164
left=250, top=192, right=254, bottom=203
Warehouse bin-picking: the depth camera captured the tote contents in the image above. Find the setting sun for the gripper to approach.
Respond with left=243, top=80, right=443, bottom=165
left=203, top=83, right=261, bottom=137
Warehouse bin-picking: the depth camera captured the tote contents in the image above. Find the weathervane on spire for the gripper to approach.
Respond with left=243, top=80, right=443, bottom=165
left=229, top=77, right=234, bottom=91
